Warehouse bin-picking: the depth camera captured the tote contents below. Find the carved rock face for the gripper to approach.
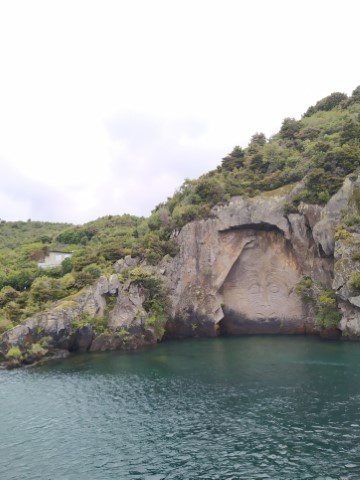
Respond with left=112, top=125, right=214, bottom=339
left=220, top=231, right=306, bottom=334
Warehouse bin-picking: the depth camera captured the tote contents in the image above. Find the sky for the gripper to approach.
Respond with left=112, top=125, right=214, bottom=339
left=0, top=0, right=359, bottom=224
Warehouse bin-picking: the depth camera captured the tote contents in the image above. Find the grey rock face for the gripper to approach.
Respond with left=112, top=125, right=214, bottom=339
left=333, top=232, right=360, bottom=338
left=219, top=231, right=307, bottom=334
left=312, top=177, right=360, bottom=256
left=165, top=177, right=360, bottom=339
left=108, top=274, right=120, bottom=294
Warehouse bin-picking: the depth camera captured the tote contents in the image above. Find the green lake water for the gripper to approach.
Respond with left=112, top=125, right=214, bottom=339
left=0, top=336, right=360, bottom=479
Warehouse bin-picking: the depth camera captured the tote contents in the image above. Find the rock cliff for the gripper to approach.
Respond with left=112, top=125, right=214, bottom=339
left=165, top=174, right=360, bottom=339
left=2, top=174, right=360, bottom=367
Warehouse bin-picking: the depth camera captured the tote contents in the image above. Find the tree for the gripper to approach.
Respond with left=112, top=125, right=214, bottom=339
left=221, top=146, right=245, bottom=171
left=304, top=92, right=348, bottom=116
left=280, top=118, right=301, bottom=140
left=340, top=118, right=360, bottom=145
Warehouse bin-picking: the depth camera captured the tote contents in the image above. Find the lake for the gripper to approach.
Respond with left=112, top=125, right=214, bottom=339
left=1, top=336, right=360, bottom=479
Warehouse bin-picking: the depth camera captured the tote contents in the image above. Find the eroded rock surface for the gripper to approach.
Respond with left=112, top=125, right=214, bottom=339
left=220, top=231, right=306, bottom=334
left=0, top=268, right=166, bottom=366
left=166, top=175, right=360, bottom=339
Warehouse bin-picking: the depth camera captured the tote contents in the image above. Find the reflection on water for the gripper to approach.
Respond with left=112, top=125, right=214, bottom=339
left=1, top=336, right=360, bottom=479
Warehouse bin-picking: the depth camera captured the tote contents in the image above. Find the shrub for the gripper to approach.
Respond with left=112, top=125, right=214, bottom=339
left=30, top=276, right=68, bottom=303
left=71, top=313, right=107, bottom=334
left=304, top=92, right=348, bottom=116
left=296, top=276, right=313, bottom=299
left=350, top=272, right=360, bottom=291
left=335, top=227, right=352, bottom=241
left=283, top=202, right=298, bottom=215
left=352, top=251, right=360, bottom=262
left=61, top=256, right=73, bottom=274
left=146, top=314, right=166, bottom=339
left=248, top=132, right=266, bottom=152
left=0, top=317, right=14, bottom=334
left=343, top=215, right=360, bottom=227
left=296, top=277, right=341, bottom=327
left=280, top=117, right=301, bottom=140
left=72, top=249, right=99, bottom=271
left=0, top=286, right=20, bottom=306
left=340, top=119, right=360, bottom=145
left=171, top=204, right=203, bottom=229
left=221, top=146, right=245, bottom=171
left=73, top=270, right=96, bottom=288
left=6, top=346, right=22, bottom=360
left=83, top=263, right=101, bottom=279
left=57, top=227, right=95, bottom=245
left=315, top=289, right=342, bottom=327
left=29, top=343, right=48, bottom=357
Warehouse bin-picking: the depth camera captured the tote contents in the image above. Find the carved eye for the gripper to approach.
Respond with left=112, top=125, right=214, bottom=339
left=269, top=284, right=279, bottom=293
left=249, top=284, right=259, bottom=294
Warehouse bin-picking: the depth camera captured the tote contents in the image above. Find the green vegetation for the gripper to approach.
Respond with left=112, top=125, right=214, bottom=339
left=5, top=346, right=22, bottom=360
left=352, top=251, right=360, bottom=262
left=148, top=86, right=359, bottom=224
left=122, top=267, right=168, bottom=339
left=350, top=272, right=360, bottom=291
left=29, top=342, right=48, bottom=357
left=71, top=313, right=107, bottom=334
left=0, top=214, right=178, bottom=328
left=296, top=277, right=342, bottom=328
left=0, top=87, right=359, bottom=333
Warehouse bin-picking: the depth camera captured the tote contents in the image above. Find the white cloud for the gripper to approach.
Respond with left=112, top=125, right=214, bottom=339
left=0, top=0, right=359, bottom=222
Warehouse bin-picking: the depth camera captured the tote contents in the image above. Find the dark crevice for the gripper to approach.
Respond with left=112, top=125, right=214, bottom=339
left=219, top=222, right=283, bottom=234
left=217, top=317, right=230, bottom=336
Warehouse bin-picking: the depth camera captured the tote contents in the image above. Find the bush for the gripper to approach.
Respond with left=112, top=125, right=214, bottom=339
left=344, top=215, right=360, bottom=227
left=83, top=263, right=101, bottom=279
left=315, top=289, right=342, bottom=327
left=296, top=277, right=341, bottom=327
left=248, top=132, right=266, bottom=153
left=350, top=272, right=360, bottom=291
left=29, top=343, right=48, bottom=357
left=73, top=270, right=97, bottom=288
left=280, top=117, right=301, bottom=140
left=0, top=317, right=14, bottom=334
left=0, top=286, right=20, bottom=306
left=221, top=146, right=245, bottom=171
left=172, top=204, right=207, bottom=229
left=335, top=227, right=352, bottom=241
left=352, top=251, right=360, bottom=262
left=57, top=227, right=95, bottom=245
left=340, top=119, right=360, bottom=145
left=304, top=92, right=348, bottom=116
left=71, top=313, right=107, bottom=334
left=29, top=276, right=72, bottom=303
left=6, top=346, right=22, bottom=360
left=72, top=249, right=99, bottom=271
left=61, top=256, right=73, bottom=274
left=296, top=276, right=313, bottom=299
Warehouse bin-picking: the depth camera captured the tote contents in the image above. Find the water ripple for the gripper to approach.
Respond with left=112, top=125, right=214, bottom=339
left=1, top=336, right=360, bottom=479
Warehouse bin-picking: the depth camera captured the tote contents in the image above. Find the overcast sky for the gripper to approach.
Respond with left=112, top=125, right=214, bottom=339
left=0, top=0, right=359, bottom=224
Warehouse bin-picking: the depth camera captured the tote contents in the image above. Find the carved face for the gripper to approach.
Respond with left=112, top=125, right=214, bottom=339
left=221, top=232, right=303, bottom=321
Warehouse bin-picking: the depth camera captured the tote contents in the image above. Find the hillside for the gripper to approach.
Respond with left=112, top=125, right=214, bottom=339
left=0, top=86, right=359, bottom=336
left=150, top=86, right=360, bottom=228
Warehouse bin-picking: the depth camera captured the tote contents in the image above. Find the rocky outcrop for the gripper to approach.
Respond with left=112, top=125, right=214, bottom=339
left=2, top=174, right=360, bottom=367
left=0, top=267, right=167, bottom=367
left=165, top=175, right=360, bottom=339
